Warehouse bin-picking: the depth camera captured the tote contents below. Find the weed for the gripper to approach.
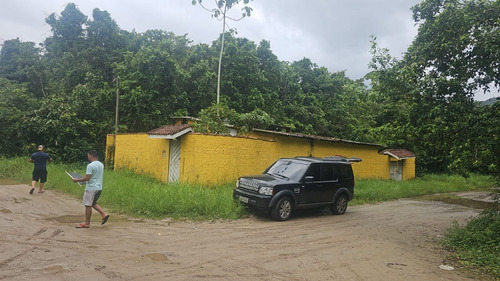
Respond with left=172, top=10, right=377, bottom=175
left=442, top=209, right=500, bottom=279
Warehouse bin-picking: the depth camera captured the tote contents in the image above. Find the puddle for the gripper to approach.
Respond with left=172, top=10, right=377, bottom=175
left=418, top=193, right=500, bottom=210
left=46, top=214, right=136, bottom=224
left=46, top=215, right=84, bottom=223
left=387, top=262, right=407, bottom=270
left=126, top=217, right=147, bottom=223
left=44, top=265, right=65, bottom=274
left=14, top=198, right=30, bottom=204
left=144, top=253, right=168, bottom=261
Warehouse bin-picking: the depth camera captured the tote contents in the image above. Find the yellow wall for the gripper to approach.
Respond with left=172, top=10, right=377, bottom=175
left=107, top=132, right=413, bottom=185
left=105, top=134, right=115, bottom=165
left=180, top=133, right=312, bottom=184
left=112, top=134, right=170, bottom=181
left=312, top=140, right=390, bottom=180
left=403, top=158, right=416, bottom=180
left=251, top=131, right=390, bottom=180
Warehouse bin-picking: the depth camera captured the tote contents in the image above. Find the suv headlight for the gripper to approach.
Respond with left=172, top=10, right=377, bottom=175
left=259, top=186, right=273, bottom=196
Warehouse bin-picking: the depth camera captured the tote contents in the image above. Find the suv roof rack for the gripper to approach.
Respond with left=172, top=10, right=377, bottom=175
left=293, top=156, right=322, bottom=161
left=323, top=156, right=347, bottom=161
left=323, top=156, right=362, bottom=163
left=346, top=157, right=362, bottom=162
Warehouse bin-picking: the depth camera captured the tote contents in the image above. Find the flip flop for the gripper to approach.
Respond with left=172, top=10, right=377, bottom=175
left=29, top=188, right=34, bottom=194
left=101, top=215, right=110, bottom=225
left=38, top=190, right=45, bottom=193
left=76, top=224, right=90, bottom=228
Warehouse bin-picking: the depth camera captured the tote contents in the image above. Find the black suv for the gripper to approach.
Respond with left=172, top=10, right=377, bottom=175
left=233, top=156, right=361, bottom=221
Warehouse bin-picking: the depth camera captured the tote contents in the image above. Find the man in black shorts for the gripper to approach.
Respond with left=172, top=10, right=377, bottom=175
left=29, top=145, right=53, bottom=194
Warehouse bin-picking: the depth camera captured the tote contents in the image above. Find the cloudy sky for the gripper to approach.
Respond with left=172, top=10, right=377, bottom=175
left=0, top=0, right=496, bottom=100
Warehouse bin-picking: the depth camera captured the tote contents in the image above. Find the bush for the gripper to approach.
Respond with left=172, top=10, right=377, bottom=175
left=442, top=209, right=500, bottom=278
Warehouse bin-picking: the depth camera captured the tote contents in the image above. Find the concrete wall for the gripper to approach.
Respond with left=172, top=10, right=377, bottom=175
left=403, top=158, right=416, bottom=180
left=107, top=132, right=402, bottom=185
left=312, top=140, right=389, bottom=180
left=107, top=134, right=170, bottom=181
left=180, top=133, right=310, bottom=184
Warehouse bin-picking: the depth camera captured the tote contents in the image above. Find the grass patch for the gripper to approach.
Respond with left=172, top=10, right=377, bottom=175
left=442, top=209, right=500, bottom=279
left=419, top=193, right=500, bottom=210
left=0, top=157, right=247, bottom=221
left=353, top=174, right=493, bottom=205
left=102, top=169, right=247, bottom=220
left=1, top=157, right=495, bottom=220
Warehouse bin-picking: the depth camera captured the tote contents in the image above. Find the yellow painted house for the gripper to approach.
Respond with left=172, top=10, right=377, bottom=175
left=105, top=118, right=415, bottom=185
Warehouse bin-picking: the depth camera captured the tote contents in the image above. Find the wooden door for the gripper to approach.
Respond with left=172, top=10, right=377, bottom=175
left=168, top=139, right=181, bottom=182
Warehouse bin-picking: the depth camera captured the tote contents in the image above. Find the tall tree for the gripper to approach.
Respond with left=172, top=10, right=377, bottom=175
left=86, top=8, right=125, bottom=82
left=256, top=40, right=282, bottom=115
left=410, top=0, right=500, bottom=97
left=113, top=33, right=191, bottom=131
left=192, top=0, right=253, bottom=105
left=0, top=39, right=46, bottom=97
left=0, top=39, right=39, bottom=81
left=217, top=35, right=266, bottom=111
left=43, top=3, right=89, bottom=94
left=44, top=3, right=87, bottom=57
left=368, top=0, right=500, bottom=174
left=407, top=0, right=500, bottom=173
left=0, top=78, right=36, bottom=156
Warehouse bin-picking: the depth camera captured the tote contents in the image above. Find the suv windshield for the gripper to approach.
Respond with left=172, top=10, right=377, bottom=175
left=266, top=159, right=308, bottom=181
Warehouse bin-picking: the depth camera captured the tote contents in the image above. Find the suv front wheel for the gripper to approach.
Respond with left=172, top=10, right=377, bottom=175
left=330, top=194, right=348, bottom=215
left=271, top=197, right=293, bottom=221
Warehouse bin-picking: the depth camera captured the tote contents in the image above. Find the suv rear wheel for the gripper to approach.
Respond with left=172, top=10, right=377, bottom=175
left=271, top=197, right=293, bottom=221
left=330, top=194, right=348, bottom=215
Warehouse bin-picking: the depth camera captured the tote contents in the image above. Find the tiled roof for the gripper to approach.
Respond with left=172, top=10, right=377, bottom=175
left=148, top=124, right=192, bottom=138
left=147, top=118, right=384, bottom=147
left=380, top=149, right=416, bottom=159
left=254, top=128, right=382, bottom=147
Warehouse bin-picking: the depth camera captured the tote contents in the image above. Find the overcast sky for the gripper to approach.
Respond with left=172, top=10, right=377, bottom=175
left=0, top=0, right=496, bottom=100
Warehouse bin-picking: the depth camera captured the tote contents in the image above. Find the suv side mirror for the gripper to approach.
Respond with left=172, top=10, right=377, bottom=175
left=304, top=176, right=314, bottom=183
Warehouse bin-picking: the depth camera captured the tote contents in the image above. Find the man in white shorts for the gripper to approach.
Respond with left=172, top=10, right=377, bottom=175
left=72, top=150, right=109, bottom=228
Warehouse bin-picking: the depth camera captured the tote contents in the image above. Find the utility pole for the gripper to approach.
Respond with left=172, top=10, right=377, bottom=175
left=114, top=76, right=120, bottom=135
left=111, top=76, right=120, bottom=167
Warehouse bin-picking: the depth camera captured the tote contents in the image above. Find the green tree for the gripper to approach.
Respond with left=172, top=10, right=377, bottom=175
left=367, top=0, right=500, bottom=174
left=448, top=102, right=500, bottom=176
left=0, top=39, right=39, bottom=82
left=328, top=78, right=378, bottom=142
left=217, top=35, right=266, bottom=111
left=406, top=0, right=500, bottom=173
left=410, top=0, right=500, bottom=95
left=44, top=3, right=87, bottom=57
left=86, top=8, right=125, bottom=82
left=185, top=44, right=218, bottom=115
left=113, top=33, right=191, bottom=131
left=42, top=3, right=90, bottom=95
left=0, top=78, right=37, bottom=156
left=255, top=40, right=282, bottom=116
left=234, top=108, right=274, bottom=136
left=192, top=0, right=253, bottom=104
left=192, top=103, right=238, bottom=134
left=367, top=37, right=414, bottom=147
left=0, top=38, right=47, bottom=98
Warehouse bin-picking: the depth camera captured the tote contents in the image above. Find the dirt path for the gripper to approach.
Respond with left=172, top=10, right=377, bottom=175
left=0, top=184, right=483, bottom=280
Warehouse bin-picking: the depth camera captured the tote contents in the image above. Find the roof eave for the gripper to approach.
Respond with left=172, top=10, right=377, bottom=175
left=148, top=127, right=193, bottom=139
left=253, top=128, right=382, bottom=147
left=382, top=151, right=416, bottom=160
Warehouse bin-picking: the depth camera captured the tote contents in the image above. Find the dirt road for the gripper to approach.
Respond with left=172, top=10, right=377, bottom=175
left=0, top=184, right=483, bottom=280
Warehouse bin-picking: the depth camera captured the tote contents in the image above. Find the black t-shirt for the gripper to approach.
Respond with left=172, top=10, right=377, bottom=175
left=31, top=152, right=51, bottom=170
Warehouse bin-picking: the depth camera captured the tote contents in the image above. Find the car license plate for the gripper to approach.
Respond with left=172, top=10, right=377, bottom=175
left=239, top=196, right=249, bottom=203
